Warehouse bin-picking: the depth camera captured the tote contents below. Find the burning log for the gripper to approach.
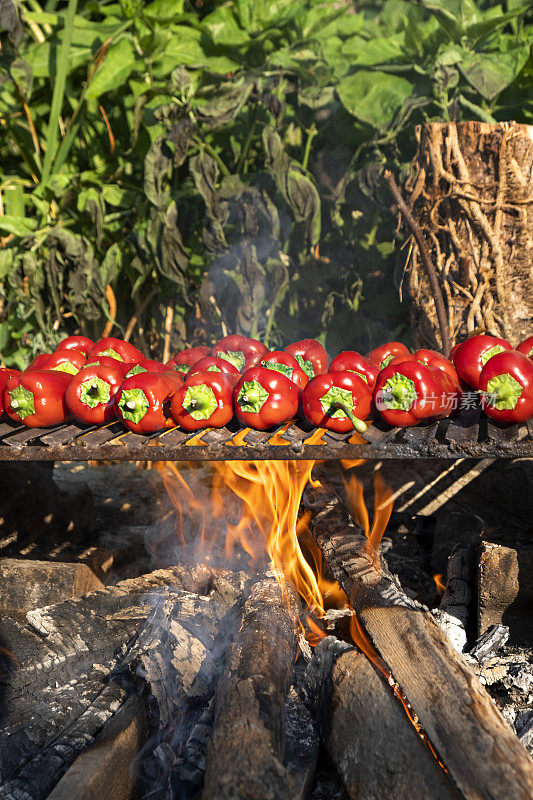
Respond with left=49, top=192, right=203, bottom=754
left=433, top=544, right=474, bottom=652
left=0, top=564, right=245, bottom=800
left=201, top=575, right=316, bottom=800
left=303, top=481, right=533, bottom=800
left=305, top=636, right=460, bottom=800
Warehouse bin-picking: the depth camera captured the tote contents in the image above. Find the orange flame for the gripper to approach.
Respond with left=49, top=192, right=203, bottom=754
left=434, top=573, right=446, bottom=595
left=156, top=459, right=393, bottom=646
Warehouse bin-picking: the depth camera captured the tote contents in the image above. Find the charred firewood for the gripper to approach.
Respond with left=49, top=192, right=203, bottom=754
left=201, top=575, right=309, bottom=800
left=303, top=481, right=533, bottom=800
left=0, top=565, right=245, bottom=800
left=433, top=544, right=474, bottom=652
left=305, top=636, right=460, bottom=800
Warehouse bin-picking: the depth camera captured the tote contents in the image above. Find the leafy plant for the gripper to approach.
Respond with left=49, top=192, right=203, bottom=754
left=0, top=0, right=531, bottom=366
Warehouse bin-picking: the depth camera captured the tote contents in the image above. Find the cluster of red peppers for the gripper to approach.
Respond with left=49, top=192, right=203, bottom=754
left=1, top=331, right=532, bottom=433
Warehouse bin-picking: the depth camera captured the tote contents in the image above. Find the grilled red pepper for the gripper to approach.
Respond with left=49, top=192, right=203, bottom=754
left=187, top=356, right=240, bottom=379
left=259, top=351, right=309, bottom=390
left=388, top=349, right=460, bottom=389
left=124, top=359, right=168, bottom=377
left=213, top=335, right=267, bottom=373
left=114, top=373, right=177, bottom=433
left=452, top=334, right=512, bottom=388
left=367, top=341, right=410, bottom=370
left=172, top=372, right=235, bottom=431
left=478, top=351, right=533, bottom=424
left=516, top=335, right=533, bottom=361
left=284, top=339, right=329, bottom=379
left=301, top=372, right=371, bottom=433
left=234, top=367, right=299, bottom=430
left=87, top=337, right=143, bottom=365
left=329, top=352, right=378, bottom=389
left=167, top=346, right=212, bottom=376
left=25, top=354, right=52, bottom=372
left=4, top=370, right=72, bottom=427
left=42, top=348, right=87, bottom=376
left=56, top=335, right=94, bottom=355
left=374, top=361, right=459, bottom=427
left=0, top=368, right=20, bottom=417
left=65, top=364, right=123, bottom=425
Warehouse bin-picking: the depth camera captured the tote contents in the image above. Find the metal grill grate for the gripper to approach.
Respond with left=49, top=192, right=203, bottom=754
left=0, top=410, right=531, bottom=460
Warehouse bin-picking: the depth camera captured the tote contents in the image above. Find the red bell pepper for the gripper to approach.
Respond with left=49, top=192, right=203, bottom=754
left=213, top=335, right=267, bottom=373
left=516, top=335, right=533, bottom=361
left=367, top=341, right=410, bottom=370
left=284, top=339, right=329, bottom=379
left=449, top=341, right=461, bottom=362
left=65, top=364, right=124, bottom=425
left=4, top=370, right=72, bottom=427
left=373, top=361, right=459, bottom=427
left=83, top=356, right=132, bottom=377
left=56, top=335, right=94, bottom=355
left=452, top=334, right=512, bottom=388
left=259, top=351, right=309, bottom=390
left=167, top=346, right=212, bottom=376
left=42, top=348, right=87, bottom=376
left=114, top=373, right=177, bottom=433
left=124, top=359, right=168, bottom=377
left=388, top=349, right=460, bottom=389
left=0, top=368, right=20, bottom=417
left=187, top=356, right=240, bottom=379
left=172, top=372, right=235, bottom=431
left=329, top=351, right=378, bottom=390
left=301, top=372, right=371, bottom=433
left=25, top=354, right=52, bottom=372
left=234, top=367, right=300, bottom=430
left=87, top=337, right=144, bottom=365
left=478, top=351, right=533, bottom=424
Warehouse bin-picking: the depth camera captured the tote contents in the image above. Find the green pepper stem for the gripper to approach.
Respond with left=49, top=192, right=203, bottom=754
left=332, top=402, right=367, bottom=433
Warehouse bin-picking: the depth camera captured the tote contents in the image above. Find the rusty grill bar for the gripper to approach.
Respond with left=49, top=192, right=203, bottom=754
left=0, top=409, right=531, bottom=460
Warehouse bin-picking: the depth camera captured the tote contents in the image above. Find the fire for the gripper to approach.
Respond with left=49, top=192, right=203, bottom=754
left=156, top=458, right=393, bottom=647
left=434, top=573, right=446, bottom=594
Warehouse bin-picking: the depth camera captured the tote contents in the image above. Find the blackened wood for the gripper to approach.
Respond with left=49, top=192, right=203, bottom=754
left=201, top=576, right=299, bottom=800
left=0, top=558, right=103, bottom=620
left=305, top=637, right=460, bottom=800
left=303, top=481, right=533, bottom=800
left=45, top=695, right=147, bottom=800
left=0, top=565, right=240, bottom=800
left=433, top=545, right=474, bottom=652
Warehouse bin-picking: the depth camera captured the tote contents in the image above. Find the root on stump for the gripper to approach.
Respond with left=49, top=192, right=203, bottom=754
left=403, top=121, right=533, bottom=348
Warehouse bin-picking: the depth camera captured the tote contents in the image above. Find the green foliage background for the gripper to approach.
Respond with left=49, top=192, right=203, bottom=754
left=0, top=0, right=531, bottom=366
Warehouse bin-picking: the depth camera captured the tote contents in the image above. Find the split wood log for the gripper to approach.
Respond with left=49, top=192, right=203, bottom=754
left=302, top=481, right=533, bottom=800
left=305, top=636, right=461, bottom=800
left=45, top=695, right=147, bottom=800
left=433, top=544, right=474, bottom=652
left=0, top=557, right=103, bottom=620
left=201, top=575, right=316, bottom=800
left=478, top=540, right=533, bottom=644
left=0, top=564, right=246, bottom=800
left=404, top=121, right=533, bottom=349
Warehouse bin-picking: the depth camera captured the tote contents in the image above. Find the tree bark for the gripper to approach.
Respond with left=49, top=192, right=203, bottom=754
left=404, top=121, right=533, bottom=348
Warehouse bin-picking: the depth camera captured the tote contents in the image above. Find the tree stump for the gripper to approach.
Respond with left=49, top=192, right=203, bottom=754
left=404, top=121, right=533, bottom=349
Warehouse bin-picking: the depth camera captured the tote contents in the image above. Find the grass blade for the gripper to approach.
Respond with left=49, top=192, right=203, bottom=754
left=40, top=0, right=78, bottom=184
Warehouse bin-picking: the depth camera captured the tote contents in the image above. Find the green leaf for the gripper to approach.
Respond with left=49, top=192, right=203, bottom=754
left=421, top=0, right=482, bottom=40
left=86, top=38, right=136, bottom=99
left=337, top=70, right=413, bottom=130
left=341, top=35, right=405, bottom=66
left=459, top=46, right=529, bottom=100
left=0, top=216, right=38, bottom=236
